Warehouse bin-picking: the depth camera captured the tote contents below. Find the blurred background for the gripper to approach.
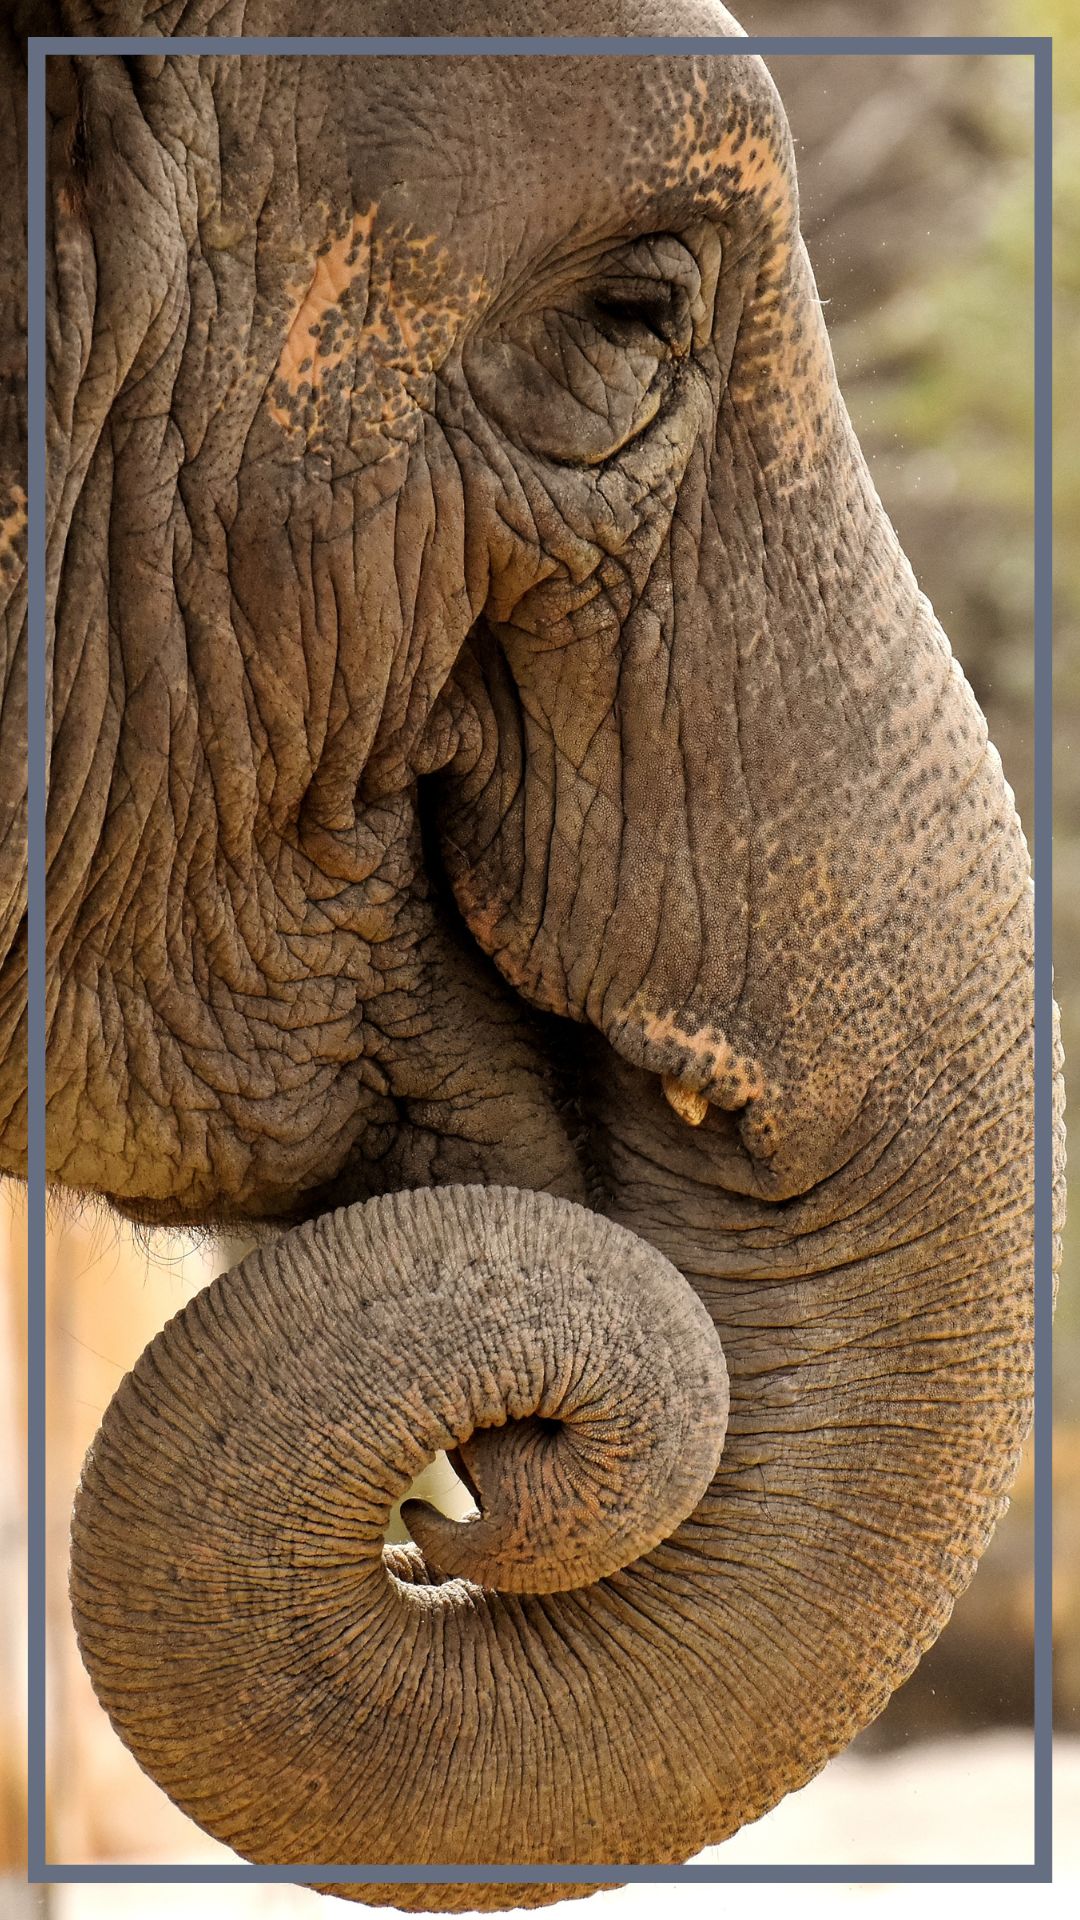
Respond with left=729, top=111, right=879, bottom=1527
left=3, top=0, right=1076, bottom=1909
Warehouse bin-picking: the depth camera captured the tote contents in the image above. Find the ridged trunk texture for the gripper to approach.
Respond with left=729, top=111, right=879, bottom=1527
left=70, top=955, right=1035, bottom=1916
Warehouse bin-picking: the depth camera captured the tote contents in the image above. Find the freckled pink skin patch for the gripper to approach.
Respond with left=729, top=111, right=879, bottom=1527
left=270, top=207, right=378, bottom=428
left=267, top=206, right=486, bottom=453
left=0, top=484, right=27, bottom=570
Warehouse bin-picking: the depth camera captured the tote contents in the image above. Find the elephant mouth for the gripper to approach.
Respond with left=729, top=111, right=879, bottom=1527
left=102, top=1187, right=296, bottom=1233
left=101, top=1000, right=778, bottom=1236
left=100, top=732, right=794, bottom=1235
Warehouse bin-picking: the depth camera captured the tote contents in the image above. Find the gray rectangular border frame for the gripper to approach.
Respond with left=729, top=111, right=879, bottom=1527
left=26, top=29, right=1054, bottom=1891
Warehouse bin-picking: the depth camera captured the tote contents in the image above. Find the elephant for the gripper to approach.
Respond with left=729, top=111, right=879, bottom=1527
left=0, top=0, right=1064, bottom=1909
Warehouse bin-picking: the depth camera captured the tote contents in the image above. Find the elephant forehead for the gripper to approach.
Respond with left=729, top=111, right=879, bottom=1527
left=81, top=0, right=748, bottom=30
left=279, top=53, right=791, bottom=264
left=376, top=54, right=782, bottom=204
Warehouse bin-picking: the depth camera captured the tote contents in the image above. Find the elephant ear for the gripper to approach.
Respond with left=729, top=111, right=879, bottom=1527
left=0, top=8, right=35, bottom=984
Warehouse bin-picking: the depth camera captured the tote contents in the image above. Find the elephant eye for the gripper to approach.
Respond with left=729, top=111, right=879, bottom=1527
left=462, top=236, right=703, bottom=467
left=587, top=280, right=693, bottom=357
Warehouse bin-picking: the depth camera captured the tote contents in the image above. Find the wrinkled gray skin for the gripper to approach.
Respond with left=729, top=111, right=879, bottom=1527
left=0, top=0, right=1063, bottom=1911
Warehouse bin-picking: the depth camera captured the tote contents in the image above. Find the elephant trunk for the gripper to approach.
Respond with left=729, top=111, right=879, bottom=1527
left=69, top=916, right=1037, bottom=1913
left=70, top=1184, right=730, bottom=1905
left=69, top=916, right=1037, bottom=1912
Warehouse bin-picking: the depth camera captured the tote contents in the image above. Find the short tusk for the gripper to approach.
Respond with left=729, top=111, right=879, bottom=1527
left=662, top=1074, right=710, bottom=1127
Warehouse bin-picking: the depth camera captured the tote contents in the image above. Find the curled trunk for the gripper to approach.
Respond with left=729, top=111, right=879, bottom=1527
left=72, top=1185, right=732, bottom=1906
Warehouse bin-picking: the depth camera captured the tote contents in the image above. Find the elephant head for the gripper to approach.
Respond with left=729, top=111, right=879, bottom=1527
left=0, top=0, right=1061, bottom=1908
